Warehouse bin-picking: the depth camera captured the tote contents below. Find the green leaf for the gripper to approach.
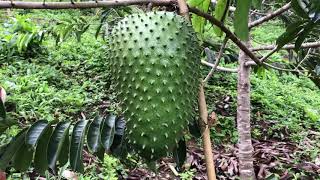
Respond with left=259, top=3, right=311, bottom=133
left=295, top=21, right=317, bottom=51
left=26, top=120, right=49, bottom=148
left=276, top=21, right=306, bottom=49
left=69, top=120, right=88, bottom=173
left=234, top=0, right=252, bottom=40
left=100, top=114, right=116, bottom=150
left=0, top=129, right=27, bottom=170
left=58, top=125, right=70, bottom=167
left=34, top=123, right=53, bottom=175
left=187, top=0, right=205, bottom=7
left=191, top=0, right=211, bottom=34
left=13, top=141, right=34, bottom=172
left=173, top=138, right=187, bottom=171
left=47, top=121, right=71, bottom=170
left=213, top=0, right=230, bottom=37
left=87, top=115, right=104, bottom=153
left=291, top=0, right=309, bottom=19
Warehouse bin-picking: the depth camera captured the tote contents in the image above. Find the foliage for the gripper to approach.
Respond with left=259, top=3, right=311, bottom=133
left=0, top=15, right=46, bottom=60
left=0, top=113, right=124, bottom=174
left=277, top=0, right=320, bottom=51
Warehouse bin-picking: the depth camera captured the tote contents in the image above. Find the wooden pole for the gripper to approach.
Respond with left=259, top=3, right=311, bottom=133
left=0, top=0, right=174, bottom=9
left=198, top=82, right=216, bottom=180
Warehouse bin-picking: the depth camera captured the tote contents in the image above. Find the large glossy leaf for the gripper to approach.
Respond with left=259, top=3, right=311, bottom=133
left=234, top=0, right=251, bottom=40
left=100, top=114, right=116, bottom=150
left=0, top=129, right=27, bottom=170
left=69, top=120, right=88, bottom=173
left=13, top=141, right=33, bottom=172
left=173, top=138, right=187, bottom=171
left=58, top=125, right=70, bottom=167
left=34, top=123, right=53, bottom=175
left=213, top=0, right=230, bottom=37
left=26, top=120, right=48, bottom=148
left=47, top=122, right=71, bottom=170
left=87, top=115, right=104, bottom=153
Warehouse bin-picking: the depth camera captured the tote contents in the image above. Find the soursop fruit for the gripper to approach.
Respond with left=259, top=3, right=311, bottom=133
left=107, top=11, right=201, bottom=160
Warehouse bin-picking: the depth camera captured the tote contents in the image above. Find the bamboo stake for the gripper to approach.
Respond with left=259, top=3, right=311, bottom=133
left=198, top=82, right=216, bottom=180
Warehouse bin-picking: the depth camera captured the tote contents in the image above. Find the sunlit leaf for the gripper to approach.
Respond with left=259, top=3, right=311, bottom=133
left=213, top=0, right=230, bottom=37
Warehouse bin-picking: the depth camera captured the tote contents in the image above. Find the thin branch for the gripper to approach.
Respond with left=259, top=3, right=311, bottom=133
left=260, top=47, right=277, bottom=63
left=189, top=7, right=261, bottom=65
left=251, top=41, right=320, bottom=51
left=294, top=48, right=312, bottom=70
left=177, top=0, right=189, bottom=20
left=201, top=60, right=238, bottom=73
left=249, top=2, right=291, bottom=29
left=246, top=60, right=308, bottom=74
left=0, top=0, right=174, bottom=9
left=203, top=38, right=229, bottom=83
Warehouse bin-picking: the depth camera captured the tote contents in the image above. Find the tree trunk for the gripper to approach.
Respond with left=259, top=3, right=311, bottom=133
left=237, top=40, right=255, bottom=179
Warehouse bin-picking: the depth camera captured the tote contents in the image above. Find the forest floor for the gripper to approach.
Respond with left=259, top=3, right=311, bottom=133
left=0, top=9, right=320, bottom=180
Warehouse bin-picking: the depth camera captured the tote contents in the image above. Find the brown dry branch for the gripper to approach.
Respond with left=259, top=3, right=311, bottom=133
left=0, top=0, right=174, bottom=9
left=249, top=2, right=291, bottom=29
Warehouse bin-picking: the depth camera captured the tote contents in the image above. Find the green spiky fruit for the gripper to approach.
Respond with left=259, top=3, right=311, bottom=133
left=108, top=11, right=201, bottom=160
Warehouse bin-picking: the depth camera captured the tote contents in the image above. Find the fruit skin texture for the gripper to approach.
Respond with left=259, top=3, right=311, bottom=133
left=107, top=11, right=201, bottom=160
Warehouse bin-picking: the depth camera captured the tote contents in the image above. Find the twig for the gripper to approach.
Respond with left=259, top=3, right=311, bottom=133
left=246, top=61, right=307, bottom=74
left=294, top=48, right=312, bottom=70
left=203, top=38, right=229, bottom=83
left=0, top=0, right=174, bottom=9
left=168, top=163, right=179, bottom=176
left=189, top=7, right=261, bottom=65
left=249, top=2, right=291, bottom=29
left=251, top=41, right=320, bottom=51
left=198, top=82, right=216, bottom=180
left=260, top=47, right=278, bottom=63
left=201, top=60, right=238, bottom=73
left=177, top=0, right=189, bottom=20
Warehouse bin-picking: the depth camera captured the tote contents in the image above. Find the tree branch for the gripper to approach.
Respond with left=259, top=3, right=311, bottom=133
left=201, top=60, right=238, bottom=73
left=251, top=41, right=320, bottom=51
left=203, top=38, right=229, bottom=83
left=189, top=7, right=261, bottom=65
left=249, top=2, right=291, bottom=29
left=0, top=0, right=174, bottom=9
left=177, top=0, right=189, bottom=20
